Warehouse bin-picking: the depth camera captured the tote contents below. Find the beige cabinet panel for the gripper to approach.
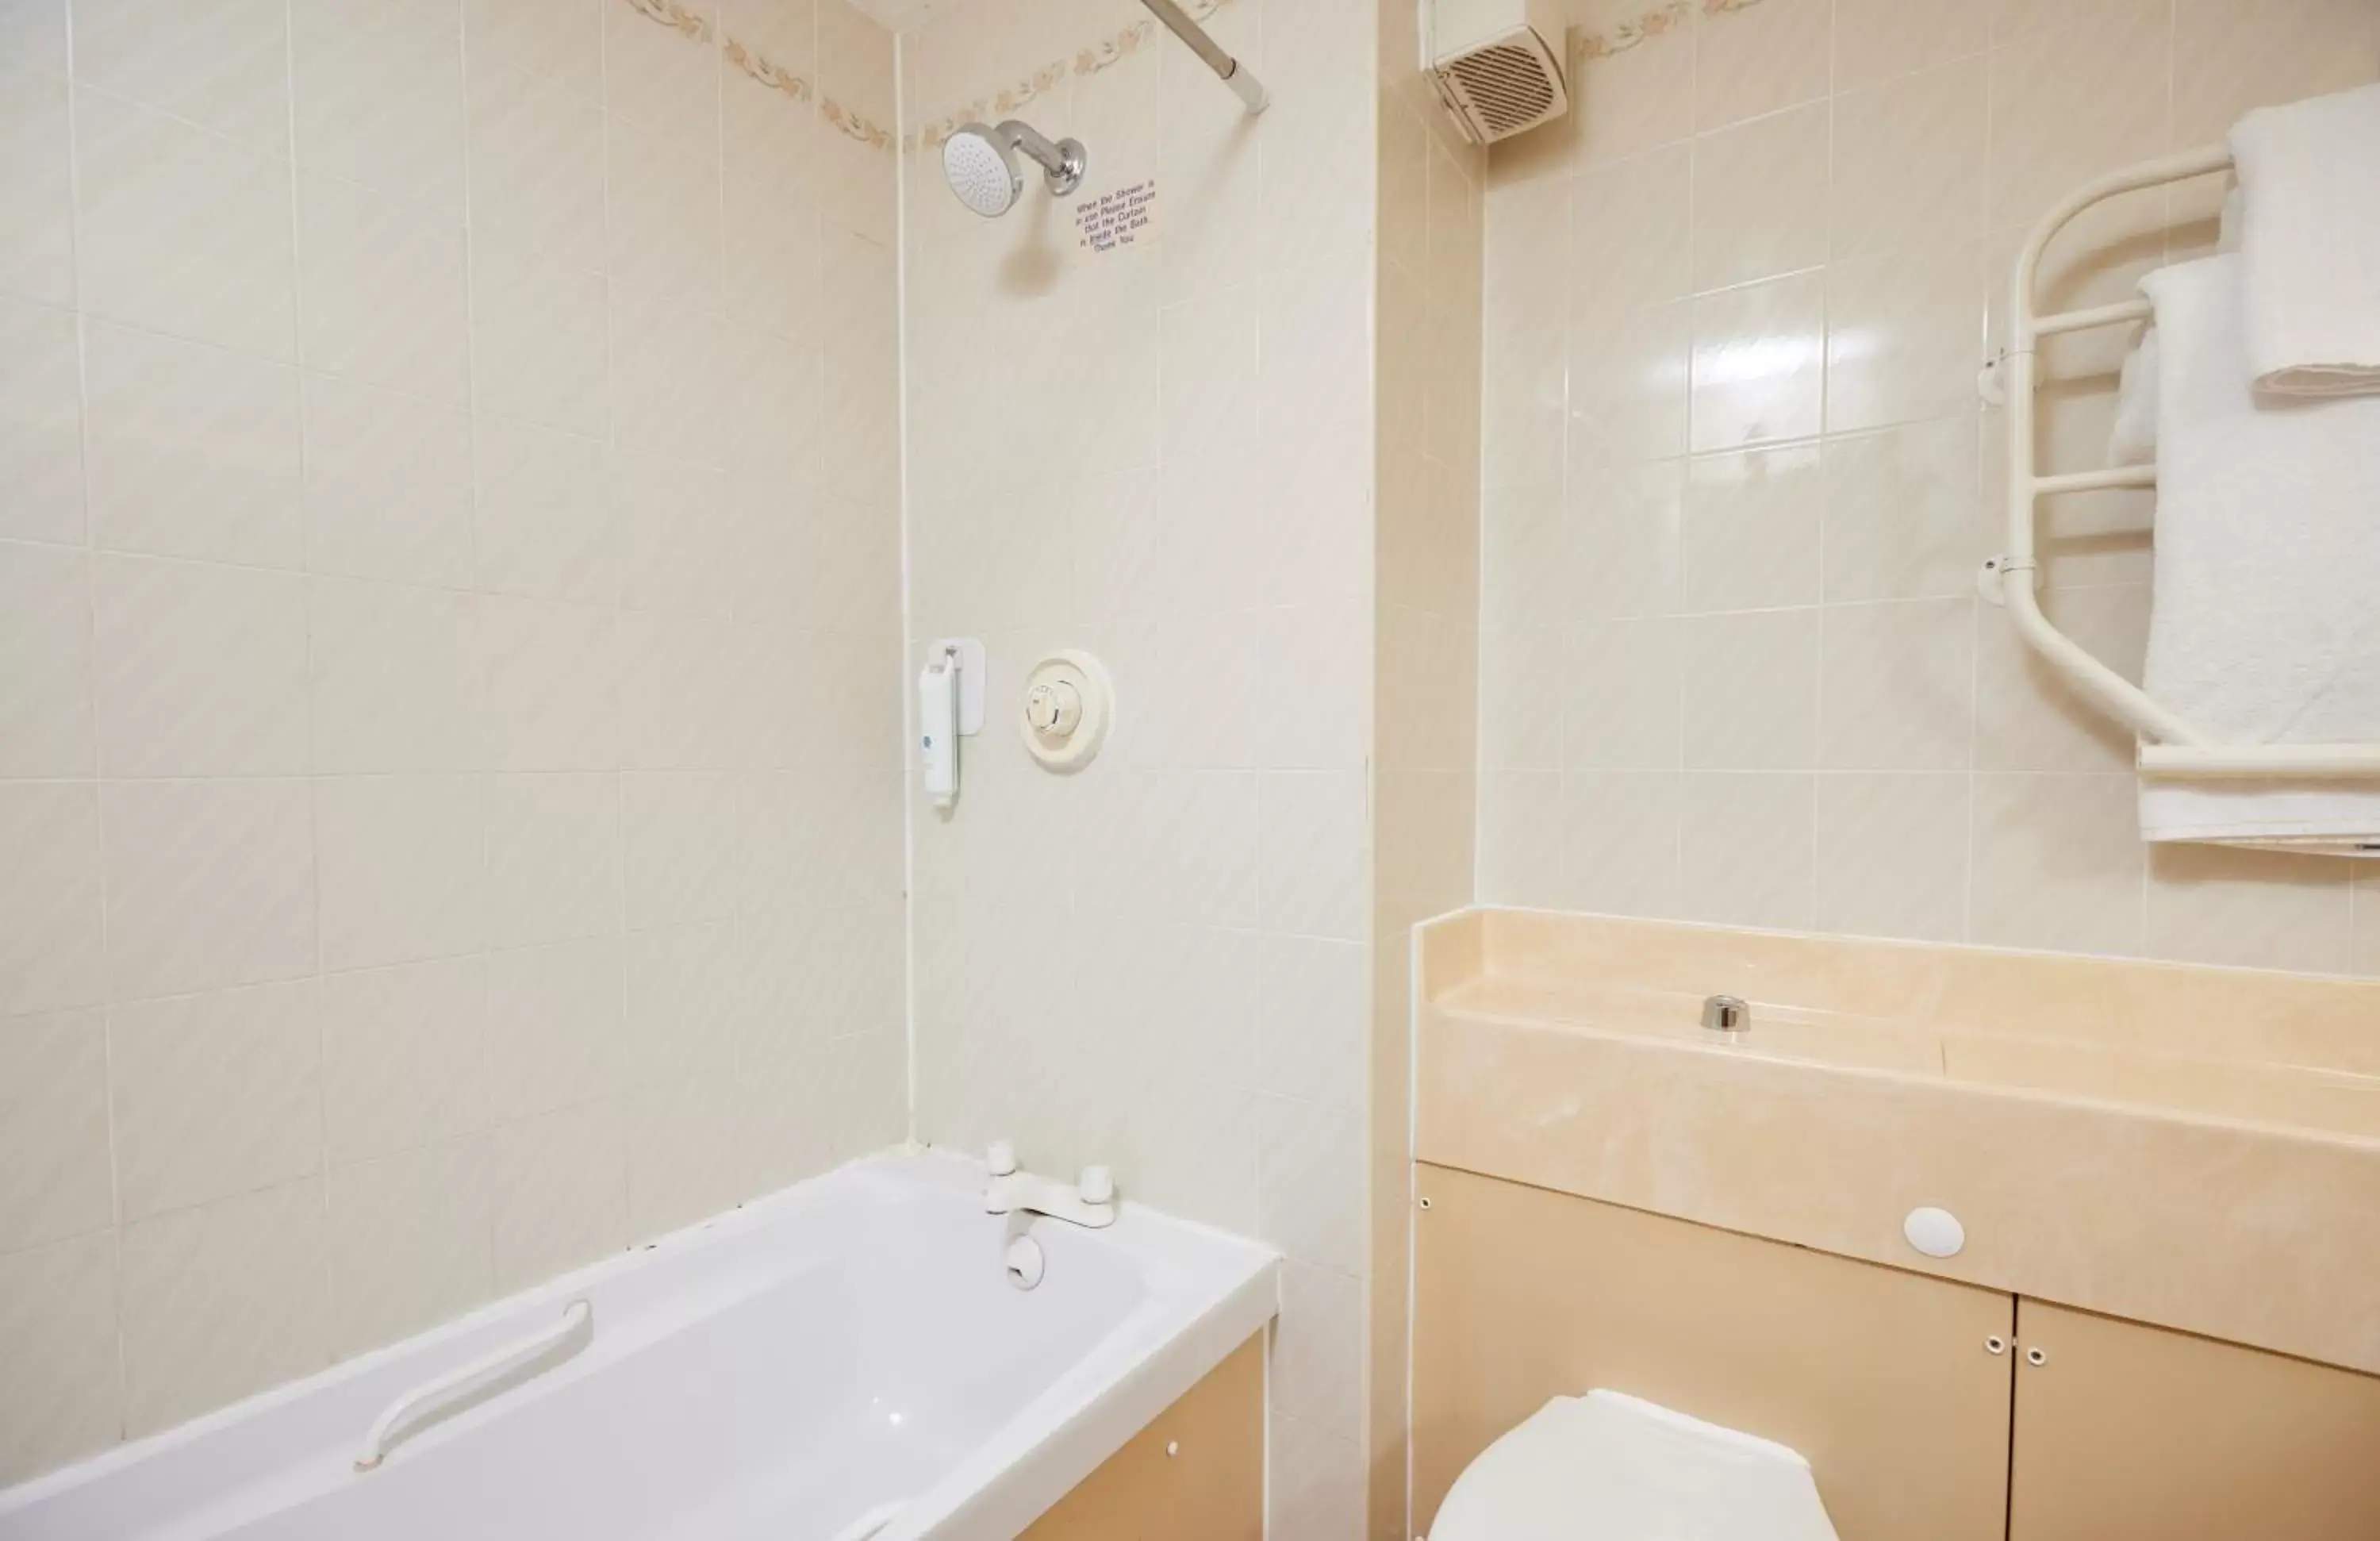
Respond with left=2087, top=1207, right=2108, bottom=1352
left=2010, top=1298, right=2380, bottom=1541
left=1019, top=1333, right=1263, bottom=1541
left=1413, top=1165, right=2014, bottom=1541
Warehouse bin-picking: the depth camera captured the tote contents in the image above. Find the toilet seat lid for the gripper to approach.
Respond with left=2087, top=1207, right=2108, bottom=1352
left=1428, top=1391, right=1841, bottom=1541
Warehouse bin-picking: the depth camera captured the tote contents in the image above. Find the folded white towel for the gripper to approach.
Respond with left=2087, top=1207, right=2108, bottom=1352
left=2106, top=327, right=2158, bottom=466
left=2136, top=254, right=2380, bottom=856
left=2229, top=83, right=2380, bottom=398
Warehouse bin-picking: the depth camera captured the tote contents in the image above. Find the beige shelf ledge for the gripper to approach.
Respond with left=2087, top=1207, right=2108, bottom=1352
left=1417, top=909, right=2380, bottom=1376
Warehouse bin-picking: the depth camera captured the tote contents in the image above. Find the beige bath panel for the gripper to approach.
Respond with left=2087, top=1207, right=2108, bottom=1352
left=1019, top=1332, right=1263, bottom=1541
left=1412, top=1166, right=2013, bottom=1541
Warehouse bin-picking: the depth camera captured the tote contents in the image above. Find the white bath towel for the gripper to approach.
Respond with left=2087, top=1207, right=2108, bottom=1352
left=2229, top=83, right=2380, bottom=398
left=2106, top=327, right=2159, bottom=466
left=2136, top=253, right=2380, bottom=855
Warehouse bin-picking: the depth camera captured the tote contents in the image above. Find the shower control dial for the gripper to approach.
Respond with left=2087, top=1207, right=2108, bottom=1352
left=1019, top=651, right=1113, bottom=774
left=1024, top=678, right=1082, bottom=736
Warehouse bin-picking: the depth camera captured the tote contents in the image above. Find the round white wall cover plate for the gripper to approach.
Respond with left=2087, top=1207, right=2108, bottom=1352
left=1902, top=1205, right=1966, bottom=1259
left=1019, top=649, right=1112, bottom=772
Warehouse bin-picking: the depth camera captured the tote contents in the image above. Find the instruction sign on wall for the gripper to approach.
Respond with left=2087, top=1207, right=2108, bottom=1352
left=1073, top=179, right=1158, bottom=256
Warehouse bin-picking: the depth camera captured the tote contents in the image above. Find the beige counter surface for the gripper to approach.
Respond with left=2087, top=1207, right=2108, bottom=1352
left=1418, top=909, right=2380, bottom=1374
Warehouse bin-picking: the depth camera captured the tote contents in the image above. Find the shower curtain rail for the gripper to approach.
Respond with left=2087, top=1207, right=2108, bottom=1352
left=1138, top=0, right=1269, bottom=113
left=1991, top=143, right=2380, bottom=780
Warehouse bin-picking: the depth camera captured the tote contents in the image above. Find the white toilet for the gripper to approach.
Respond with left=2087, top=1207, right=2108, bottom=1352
left=1427, top=1390, right=1841, bottom=1541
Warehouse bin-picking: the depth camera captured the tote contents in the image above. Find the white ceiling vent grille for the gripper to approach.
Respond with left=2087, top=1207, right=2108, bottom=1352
left=1429, top=21, right=1568, bottom=144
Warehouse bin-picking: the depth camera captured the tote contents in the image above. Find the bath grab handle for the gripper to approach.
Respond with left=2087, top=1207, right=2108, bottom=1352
left=354, top=1298, right=593, bottom=1472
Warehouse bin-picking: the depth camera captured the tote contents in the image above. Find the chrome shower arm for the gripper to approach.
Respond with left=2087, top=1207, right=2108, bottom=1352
left=1138, top=0, right=1269, bottom=113
left=996, top=121, right=1078, bottom=183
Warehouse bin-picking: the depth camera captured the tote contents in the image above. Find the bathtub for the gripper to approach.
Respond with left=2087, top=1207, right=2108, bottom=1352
left=0, top=1153, right=1278, bottom=1541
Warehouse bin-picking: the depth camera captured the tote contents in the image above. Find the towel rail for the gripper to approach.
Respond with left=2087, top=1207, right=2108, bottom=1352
left=1998, top=142, right=2380, bottom=781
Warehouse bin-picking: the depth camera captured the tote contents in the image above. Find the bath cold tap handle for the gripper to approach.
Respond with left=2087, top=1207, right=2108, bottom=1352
left=354, top=1298, right=593, bottom=1471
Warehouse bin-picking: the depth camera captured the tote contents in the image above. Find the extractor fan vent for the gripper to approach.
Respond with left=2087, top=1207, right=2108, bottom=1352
left=1430, top=25, right=1568, bottom=144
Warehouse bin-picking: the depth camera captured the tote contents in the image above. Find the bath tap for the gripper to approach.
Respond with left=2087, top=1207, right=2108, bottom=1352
left=984, top=1140, right=1115, bottom=1229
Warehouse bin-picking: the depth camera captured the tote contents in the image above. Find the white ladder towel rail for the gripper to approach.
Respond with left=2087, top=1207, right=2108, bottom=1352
left=1995, top=143, right=2380, bottom=780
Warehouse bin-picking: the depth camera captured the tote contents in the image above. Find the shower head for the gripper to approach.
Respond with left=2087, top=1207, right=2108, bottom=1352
left=942, top=120, right=1087, bottom=218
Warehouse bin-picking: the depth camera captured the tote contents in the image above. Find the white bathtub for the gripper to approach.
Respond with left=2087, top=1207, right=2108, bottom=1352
left=0, top=1154, right=1278, bottom=1541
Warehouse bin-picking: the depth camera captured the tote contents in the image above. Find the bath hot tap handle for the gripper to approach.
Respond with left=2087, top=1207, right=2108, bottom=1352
left=353, top=1298, right=593, bottom=1472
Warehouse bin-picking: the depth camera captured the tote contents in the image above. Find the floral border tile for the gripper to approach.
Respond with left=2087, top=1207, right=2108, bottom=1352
left=620, top=0, right=893, bottom=151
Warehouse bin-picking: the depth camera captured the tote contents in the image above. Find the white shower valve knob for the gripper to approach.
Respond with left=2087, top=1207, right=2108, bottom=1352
left=1025, top=679, right=1081, bottom=736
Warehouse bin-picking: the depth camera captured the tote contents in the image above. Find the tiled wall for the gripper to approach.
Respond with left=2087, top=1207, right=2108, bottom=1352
left=0, top=0, right=904, bottom=1481
left=896, top=0, right=1379, bottom=1534
left=1368, top=2, right=1482, bottom=1536
left=1476, top=0, right=2380, bottom=975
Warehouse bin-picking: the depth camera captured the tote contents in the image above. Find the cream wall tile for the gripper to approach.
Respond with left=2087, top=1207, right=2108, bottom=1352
left=1479, top=768, right=1564, bottom=906
left=472, top=254, right=608, bottom=437
left=463, top=0, right=603, bottom=98
left=1830, top=58, right=1987, bottom=260
left=474, top=417, right=615, bottom=603
left=2144, top=845, right=2356, bottom=975
left=301, top=378, right=475, bottom=586
left=606, top=115, right=724, bottom=306
left=295, top=179, right=466, bottom=407
left=0, top=294, right=84, bottom=541
left=71, top=0, right=290, bottom=156
left=1833, top=0, right=1987, bottom=89
left=83, top=321, right=304, bottom=567
left=321, top=957, right=488, bottom=1164
left=72, top=87, right=295, bottom=361
left=1971, top=772, right=2146, bottom=955
left=622, top=1072, right=743, bottom=1236
left=1681, top=609, right=1819, bottom=771
left=1821, top=417, right=1984, bottom=601
left=1257, top=1094, right=1365, bottom=1275
left=483, top=771, right=619, bottom=951
left=619, top=611, right=738, bottom=770
left=325, top=1138, right=491, bottom=1358
left=624, top=921, right=739, bottom=1085
left=604, top=0, right=719, bottom=140
left=1689, top=102, right=1829, bottom=293
left=2170, top=0, right=2380, bottom=145
left=0, top=1009, right=109, bottom=1251
left=1261, top=601, right=1372, bottom=771
left=290, top=0, right=466, bottom=209
left=315, top=774, right=484, bottom=971
left=117, top=1178, right=328, bottom=1436
left=0, top=64, right=75, bottom=308
left=614, top=454, right=734, bottom=618
left=109, top=981, right=320, bottom=1222
left=1986, top=0, right=2171, bottom=231
left=1567, top=10, right=1694, bottom=170
left=1560, top=769, right=1683, bottom=917
left=464, top=59, right=605, bottom=271
left=1682, top=442, right=1822, bottom=611
left=1678, top=771, right=1817, bottom=929
left=1269, top=1411, right=1366, bottom=1541
left=1813, top=771, right=1971, bottom=942
left=624, top=771, right=743, bottom=928
left=1568, top=300, right=1690, bottom=467
left=102, top=778, right=315, bottom=1000
left=0, top=1232, right=120, bottom=1483
left=310, top=578, right=486, bottom=774
left=1568, top=144, right=1690, bottom=315
left=611, top=285, right=725, bottom=467
left=1273, top=1259, right=1365, bottom=1443
left=483, top=597, right=619, bottom=771
left=1257, top=934, right=1368, bottom=1112
left=1819, top=598, right=1975, bottom=771
left=0, top=782, right=105, bottom=1013
left=1261, top=772, right=1365, bottom=941
left=1569, top=459, right=1683, bottom=619
left=1688, top=271, right=1823, bottom=452
left=1825, top=244, right=1984, bottom=434
left=1694, top=0, right=1832, bottom=129
left=1480, top=628, right=1560, bottom=770
left=0, top=539, right=92, bottom=776
left=485, top=1100, right=628, bottom=1291
left=483, top=936, right=624, bottom=1120
left=1562, top=617, right=1681, bottom=770
left=1481, top=481, right=1569, bottom=631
